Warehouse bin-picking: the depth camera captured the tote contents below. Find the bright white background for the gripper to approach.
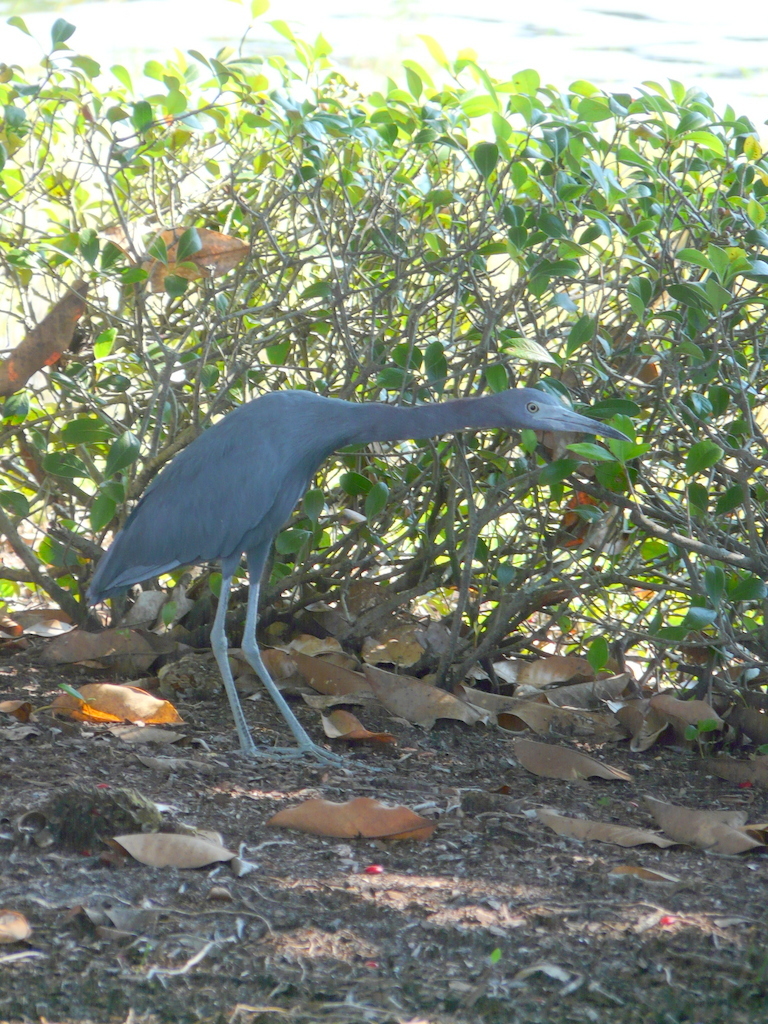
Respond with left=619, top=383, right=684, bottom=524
left=0, top=0, right=766, bottom=129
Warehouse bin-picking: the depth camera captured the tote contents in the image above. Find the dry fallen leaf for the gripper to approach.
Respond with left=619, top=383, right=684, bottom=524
left=613, top=699, right=670, bottom=753
left=705, top=756, right=768, bottom=788
left=543, top=674, right=632, bottom=710
left=515, top=738, right=632, bottom=781
left=320, top=709, right=396, bottom=745
left=52, top=683, right=182, bottom=725
left=536, top=809, right=675, bottom=847
left=0, top=700, right=32, bottom=722
left=364, top=665, right=489, bottom=729
left=286, top=634, right=343, bottom=657
left=0, top=910, right=32, bottom=944
left=609, top=865, right=682, bottom=883
left=42, top=627, right=173, bottom=675
left=517, top=655, right=593, bottom=688
left=643, top=796, right=762, bottom=855
left=498, top=701, right=626, bottom=741
left=291, top=650, right=372, bottom=696
left=362, top=624, right=426, bottom=668
left=113, top=833, right=236, bottom=869
left=649, top=693, right=723, bottom=741
left=144, top=227, right=249, bottom=291
left=267, top=796, right=436, bottom=840
left=729, top=706, right=768, bottom=746
left=108, top=725, right=186, bottom=745
left=0, top=280, right=88, bottom=397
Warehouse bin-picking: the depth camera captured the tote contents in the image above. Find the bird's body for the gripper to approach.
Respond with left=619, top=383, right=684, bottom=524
left=89, top=387, right=627, bottom=761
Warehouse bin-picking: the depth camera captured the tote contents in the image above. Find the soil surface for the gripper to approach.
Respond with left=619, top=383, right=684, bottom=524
left=1, top=649, right=768, bottom=1024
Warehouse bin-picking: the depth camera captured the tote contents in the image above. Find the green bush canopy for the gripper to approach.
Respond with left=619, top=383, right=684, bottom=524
left=1, top=14, right=768, bottom=684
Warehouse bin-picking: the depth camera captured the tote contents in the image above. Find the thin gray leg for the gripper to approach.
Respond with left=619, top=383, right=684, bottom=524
left=209, top=573, right=258, bottom=757
left=240, top=577, right=342, bottom=764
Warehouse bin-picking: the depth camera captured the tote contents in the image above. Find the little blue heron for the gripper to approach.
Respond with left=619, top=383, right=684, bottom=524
left=88, top=387, right=627, bottom=762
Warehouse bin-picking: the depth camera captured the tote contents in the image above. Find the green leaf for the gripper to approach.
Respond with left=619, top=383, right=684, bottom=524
left=588, top=399, right=640, bottom=419
left=498, top=334, right=556, bottom=364
left=685, top=440, right=723, bottom=476
left=175, top=227, right=202, bottom=261
left=540, top=459, right=578, bottom=485
left=565, top=316, right=595, bottom=354
left=94, top=328, right=117, bottom=359
left=104, top=431, right=140, bottom=478
left=418, top=34, right=449, bottom=69
left=42, top=452, right=88, bottom=480
left=164, top=275, right=188, bottom=299
left=667, top=282, right=713, bottom=312
left=90, top=493, right=117, bottom=532
left=79, top=228, right=99, bottom=266
left=251, top=0, right=270, bottom=16
left=303, top=487, right=324, bottom=523
left=340, top=471, right=371, bottom=496
left=684, top=131, right=725, bottom=157
left=267, top=340, right=291, bottom=365
left=484, top=364, right=508, bottom=393
left=131, top=100, right=153, bottom=132
left=473, top=142, right=499, bottom=180
left=50, top=18, right=76, bottom=48
left=0, top=490, right=29, bottom=516
left=2, top=393, right=30, bottom=423
left=566, top=442, right=617, bottom=462
left=61, top=417, right=111, bottom=445
left=364, top=481, right=389, bottom=519
left=7, top=16, right=31, bottom=36
left=424, top=340, right=448, bottom=388
left=704, top=566, right=725, bottom=607
left=683, top=606, right=717, bottom=630
left=111, top=64, right=133, bottom=91
left=729, top=577, right=767, bottom=603
left=275, top=528, right=312, bottom=554
left=587, top=636, right=608, bottom=673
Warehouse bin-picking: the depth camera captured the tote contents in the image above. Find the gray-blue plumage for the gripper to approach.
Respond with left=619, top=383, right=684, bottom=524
left=89, top=387, right=627, bottom=762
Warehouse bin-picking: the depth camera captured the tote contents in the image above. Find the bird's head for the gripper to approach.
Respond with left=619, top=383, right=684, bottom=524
left=498, top=388, right=629, bottom=440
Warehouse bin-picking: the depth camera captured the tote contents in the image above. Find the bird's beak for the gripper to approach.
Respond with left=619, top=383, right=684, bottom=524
left=545, top=408, right=630, bottom=441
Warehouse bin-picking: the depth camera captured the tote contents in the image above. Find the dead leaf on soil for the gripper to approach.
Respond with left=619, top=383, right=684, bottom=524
left=286, top=634, right=343, bottom=657
left=536, top=808, right=674, bottom=847
left=301, top=691, right=374, bottom=710
left=0, top=699, right=32, bottom=722
left=362, top=624, right=426, bottom=668
left=498, top=701, right=626, bottom=741
left=135, top=754, right=218, bottom=774
left=543, top=674, right=632, bottom=710
left=453, top=684, right=543, bottom=720
left=120, top=591, right=167, bottom=628
left=113, top=833, right=236, bottom=869
left=612, top=699, right=670, bottom=752
left=0, top=725, right=39, bottom=741
left=0, top=280, right=88, bottom=397
left=728, top=706, right=768, bottom=746
left=609, top=865, right=682, bottom=882
left=291, top=649, right=372, bottom=696
left=705, top=756, right=768, bottom=788
left=643, top=796, right=762, bottom=855
left=42, top=627, right=174, bottom=675
left=649, top=693, right=723, bottom=739
left=320, top=709, right=396, bottom=745
left=52, top=683, right=182, bottom=725
left=363, top=665, right=489, bottom=729
left=267, top=796, right=436, bottom=840
left=0, top=910, right=31, bottom=944
left=515, top=739, right=632, bottom=781
left=516, top=655, right=593, bottom=688
left=109, top=725, right=186, bottom=745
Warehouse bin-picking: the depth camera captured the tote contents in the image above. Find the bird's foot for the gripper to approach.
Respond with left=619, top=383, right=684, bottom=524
left=240, top=740, right=343, bottom=765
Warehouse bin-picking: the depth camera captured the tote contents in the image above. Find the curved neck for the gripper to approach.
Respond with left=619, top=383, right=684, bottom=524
left=343, top=394, right=504, bottom=445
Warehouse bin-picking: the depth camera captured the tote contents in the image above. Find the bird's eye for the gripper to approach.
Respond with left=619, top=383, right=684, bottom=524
left=526, top=401, right=539, bottom=414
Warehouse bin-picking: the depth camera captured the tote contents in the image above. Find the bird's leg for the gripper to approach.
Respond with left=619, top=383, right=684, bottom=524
left=209, top=573, right=260, bottom=757
left=240, top=578, right=342, bottom=765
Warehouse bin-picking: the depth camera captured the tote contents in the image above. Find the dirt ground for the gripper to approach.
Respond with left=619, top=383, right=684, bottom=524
left=2, top=648, right=768, bottom=1024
